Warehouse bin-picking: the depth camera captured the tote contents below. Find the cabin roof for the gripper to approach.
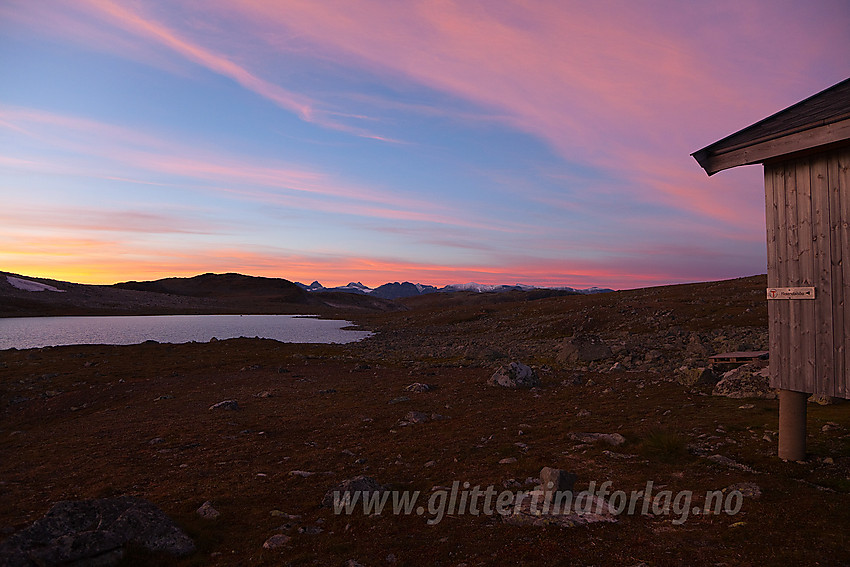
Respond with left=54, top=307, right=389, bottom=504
left=692, top=78, right=850, bottom=175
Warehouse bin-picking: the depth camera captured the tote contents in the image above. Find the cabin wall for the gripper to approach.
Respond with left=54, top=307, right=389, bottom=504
left=765, top=146, right=850, bottom=398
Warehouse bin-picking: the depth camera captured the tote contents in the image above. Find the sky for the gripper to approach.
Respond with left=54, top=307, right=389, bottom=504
left=1, top=1, right=848, bottom=289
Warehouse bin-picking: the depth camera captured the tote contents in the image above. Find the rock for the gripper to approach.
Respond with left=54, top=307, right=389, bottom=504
left=676, top=367, right=718, bottom=387
left=209, top=400, right=239, bottom=411
left=722, top=482, right=762, bottom=499
left=289, top=470, right=315, bottom=477
left=706, top=454, right=755, bottom=472
left=504, top=489, right=617, bottom=527
left=403, top=411, right=430, bottom=424
left=262, top=534, right=291, bottom=549
left=568, top=432, right=626, bottom=446
left=557, top=335, right=613, bottom=363
left=685, top=333, right=709, bottom=357
left=537, top=467, right=577, bottom=494
left=488, top=362, right=540, bottom=389
left=499, top=457, right=518, bottom=464
left=404, top=382, right=433, bottom=393
left=712, top=362, right=776, bottom=399
left=322, top=476, right=387, bottom=507
left=0, top=496, right=195, bottom=566
left=561, top=373, right=585, bottom=386
left=298, top=525, right=323, bottom=535
left=644, top=349, right=664, bottom=363
left=346, top=560, right=365, bottom=567
left=809, top=393, right=839, bottom=405
left=196, top=501, right=220, bottom=519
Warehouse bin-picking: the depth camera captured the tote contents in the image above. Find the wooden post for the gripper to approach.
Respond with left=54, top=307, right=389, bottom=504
left=778, top=389, right=807, bottom=461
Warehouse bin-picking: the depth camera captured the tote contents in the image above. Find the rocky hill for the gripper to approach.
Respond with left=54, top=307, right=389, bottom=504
left=350, top=274, right=770, bottom=376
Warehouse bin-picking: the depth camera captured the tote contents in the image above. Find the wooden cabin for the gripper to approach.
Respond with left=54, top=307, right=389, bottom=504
left=693, top=78, right=850, bottom=459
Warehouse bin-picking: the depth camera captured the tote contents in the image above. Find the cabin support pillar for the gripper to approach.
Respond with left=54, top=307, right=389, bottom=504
left=778, top=389, right=807, bottom=461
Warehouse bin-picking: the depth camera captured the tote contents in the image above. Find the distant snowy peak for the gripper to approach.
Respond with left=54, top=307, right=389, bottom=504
left=345, top=282, right=373, bottom=293
left=294, top=280, right=375, bottom=294
left=581, top=286, right=614, bottom=294
left=295, top=278, right=612, bottom=297
left=443, top=282, right=540, bottom=293
left=443, top=282, right=494, bottom=293
left=6, top=275, right=66, bottom=293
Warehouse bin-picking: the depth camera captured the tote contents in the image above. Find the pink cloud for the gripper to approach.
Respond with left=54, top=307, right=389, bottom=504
left=206, top=1, right=846, bottom=228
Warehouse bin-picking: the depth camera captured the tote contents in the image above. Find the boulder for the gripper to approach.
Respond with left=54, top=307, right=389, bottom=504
left=712, top=362, right=776, bottom=399
left=808, top=393, right=840, bottom=405
left=402, top=411, right=430, bottom=424
left=196, top=501, right=220, bottom=519
left=488, top=362, right=540, bottom=389
left=404, top=382, right=433, bottom=393
left=676, top=366, right=718, bottom=387
left=568, top=432, right=626, bottom=446
left=557, top=335, right=612, bottom=363
left=262, top=534, right=291, bottom=549
left=209, top=400, right=239, bottom=411
left=722, top=482, right=762, bottom=500
left=321, top=476, right=387, bottom=508
left=0, top=496, right=195, bottom=566
left=537, top=467, right=577, bottom=494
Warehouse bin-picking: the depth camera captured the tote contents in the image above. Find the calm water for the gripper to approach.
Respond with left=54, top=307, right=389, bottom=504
left=0, top=314, right=372, bottom=350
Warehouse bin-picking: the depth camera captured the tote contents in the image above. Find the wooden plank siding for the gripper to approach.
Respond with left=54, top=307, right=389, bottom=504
left=795, top=158, right=817, bottom=392
left=828, top=149, right=846, bottom=398
left=811, top=155, right=835, bottom=396
left=766, top=147, right=850, bottom=396
left=839, top=148, right=850, bottom=397
left=765, top=166, right=782, bottom=390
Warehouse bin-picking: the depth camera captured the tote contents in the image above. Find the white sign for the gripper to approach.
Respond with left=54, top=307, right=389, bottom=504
left=766, top=287, right=816, bottom=300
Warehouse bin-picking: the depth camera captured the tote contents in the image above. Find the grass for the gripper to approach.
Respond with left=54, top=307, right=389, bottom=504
left=637, top=427, right=691, bottom=464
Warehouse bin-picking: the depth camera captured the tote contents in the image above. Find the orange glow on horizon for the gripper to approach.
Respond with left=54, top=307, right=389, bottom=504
left=1, top=243, right=718, bottom=291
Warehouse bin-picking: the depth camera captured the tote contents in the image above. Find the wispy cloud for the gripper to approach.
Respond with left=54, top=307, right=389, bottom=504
left=0, top=206, right=220, bottom=235
left=75, top=0, right=404, bottom=141
left=0, top=106, right=513, bottom=231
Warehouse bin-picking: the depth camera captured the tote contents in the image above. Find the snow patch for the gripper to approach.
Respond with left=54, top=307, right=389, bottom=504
left=6, top=276, right=66, bottom=293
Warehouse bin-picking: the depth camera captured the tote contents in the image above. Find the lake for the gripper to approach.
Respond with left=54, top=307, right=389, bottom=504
left=0, top=314, right=373, bottom=350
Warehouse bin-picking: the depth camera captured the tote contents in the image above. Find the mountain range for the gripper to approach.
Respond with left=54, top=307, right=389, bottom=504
left=0, top=271, right=611, bottom=318
left=295, top=280, right=613, bottom=299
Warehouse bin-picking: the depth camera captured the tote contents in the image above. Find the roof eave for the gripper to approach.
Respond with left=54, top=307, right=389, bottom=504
left=693, top=117, right=850, bottom=176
